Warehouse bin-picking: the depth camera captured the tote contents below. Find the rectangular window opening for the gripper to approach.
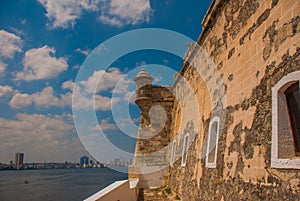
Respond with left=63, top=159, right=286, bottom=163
left=181, top=134, right=189, bottom=167
left=171, top=140, right=176, bottom=166
left=285, top=81, right=300, bottom=156
left=207, top=122, right=218, bottom=163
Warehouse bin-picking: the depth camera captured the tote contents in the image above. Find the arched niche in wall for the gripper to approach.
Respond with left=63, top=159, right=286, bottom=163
left=181, top=133, right=189, bottom=167
left=206, top=116, right=220, bottom=168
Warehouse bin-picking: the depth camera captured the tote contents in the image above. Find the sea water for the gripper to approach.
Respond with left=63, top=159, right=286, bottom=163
left=0, top=168, right=127, bottom=201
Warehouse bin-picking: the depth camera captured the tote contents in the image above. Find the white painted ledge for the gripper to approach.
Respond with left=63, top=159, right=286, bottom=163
left=84, top=179, right=139, bottom=201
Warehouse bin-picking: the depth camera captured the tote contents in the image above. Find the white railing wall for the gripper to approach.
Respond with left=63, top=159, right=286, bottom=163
left=84, top=179, right=139, bottom=201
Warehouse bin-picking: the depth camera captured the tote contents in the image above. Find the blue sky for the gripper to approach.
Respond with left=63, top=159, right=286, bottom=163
left=0, top=0, right=211, bottom=163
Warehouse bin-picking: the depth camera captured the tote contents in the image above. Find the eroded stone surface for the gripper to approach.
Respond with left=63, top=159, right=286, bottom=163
left=135, top=0, right=300, bottom=200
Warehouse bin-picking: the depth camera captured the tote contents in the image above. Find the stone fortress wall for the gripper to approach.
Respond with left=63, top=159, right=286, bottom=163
left=133, top=0, right=300, bottom=200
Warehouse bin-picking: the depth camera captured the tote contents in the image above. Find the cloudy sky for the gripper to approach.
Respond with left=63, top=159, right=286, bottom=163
left=0, top=0, right=211, bottom=163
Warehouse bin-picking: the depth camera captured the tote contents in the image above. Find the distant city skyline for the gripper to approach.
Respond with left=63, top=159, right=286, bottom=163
left=1, top=150, right=94, bottom=164
left=1, top=152, right=132, bottom=167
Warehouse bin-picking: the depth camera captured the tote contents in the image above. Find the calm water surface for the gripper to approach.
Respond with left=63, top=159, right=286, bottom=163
left=0, top=168, right=127, bottom=201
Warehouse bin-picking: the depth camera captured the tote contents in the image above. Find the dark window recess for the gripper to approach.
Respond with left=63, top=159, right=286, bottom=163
left=182, top=135, right=189, bottom=164
left=208, top=122, right=218, bottom=163
left=171, top=141, right=176, bottom=165
left=285, top=81, right=300, bottom=156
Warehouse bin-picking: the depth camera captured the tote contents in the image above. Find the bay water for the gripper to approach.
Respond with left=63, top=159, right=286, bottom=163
left=0, top=168, right=127, bottom=201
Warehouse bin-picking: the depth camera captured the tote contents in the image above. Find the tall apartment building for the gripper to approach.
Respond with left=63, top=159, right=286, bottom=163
left=14, top=152, right=24, bottom=170
left=80, top=156, right=89, bottom=168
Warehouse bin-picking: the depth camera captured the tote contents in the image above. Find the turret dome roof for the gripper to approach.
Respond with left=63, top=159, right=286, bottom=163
left=135, top=68, right=153, bottom=80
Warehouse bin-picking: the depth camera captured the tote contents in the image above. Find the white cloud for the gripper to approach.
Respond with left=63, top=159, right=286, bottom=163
left=60, top=92, right=73, bottom=108
left=124, top=91, right=136, bottom=104
left=10, top=66, right=131, bottom=110
left=61, top=80, right=120, bottom=111
left=15, top=45, right=68, bottom=81
left=9, top=27, right=25, bottom=37
left=98, top=15, right=123, bottom=27
left=62, top=80, right=75, bottom=91
left=0, top=61, right=7, bottom=74
left=99, top=118, right=117, bottom=130
left=70, top=91, right=119, bottom=111
left=30, top=87, right=63, bottom=107
left=0, top=30, right=22, bottom=59
left=74, top=67, right=134, bottom=110
left=9, top=86, right=64, bottom=109
left=9, top=93, right=32, bottom=108
left=99, top=0, right=152, bottom=26
left=75, top=48, right=90, bottom=56
left=72, top=64, right=81, bottom=69
left=0, top=113, right=86, bottom=162
left=80, top=67, right=126, bottom=93
left=61, top=80, right=77, bottom=108
left=21, top=19, right=27, bottom=25
left=38, top=0, right=99, bottom=29
left=94, top=44, right=110, bottom=55
left=95, top=94, right=119, bottom=110
left=38, top=0, right=152, bottom=29
left=9, top=80, right=119, bottom=111
left=0, top=85, right=14, bottom=97
left=153, top=75, right=162, bottom=82
left=38, top=0, right=98, bottom=28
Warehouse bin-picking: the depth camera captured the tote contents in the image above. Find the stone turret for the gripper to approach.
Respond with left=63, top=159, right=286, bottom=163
left=134, top=68, right=153, bottom=89
left=134, top=69, right=154, bottom=127
left=129, top=68, right=174, bottom=189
